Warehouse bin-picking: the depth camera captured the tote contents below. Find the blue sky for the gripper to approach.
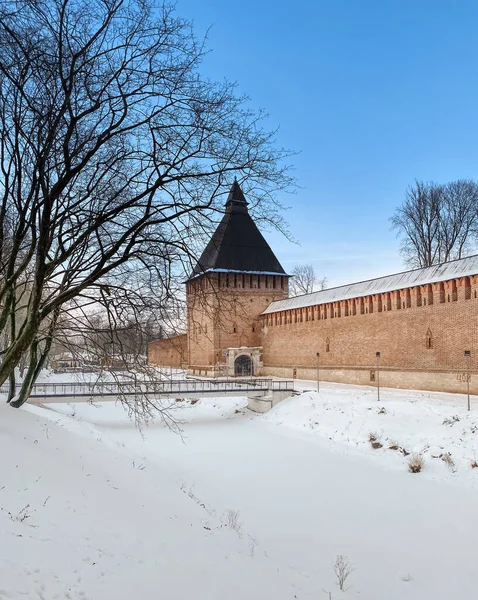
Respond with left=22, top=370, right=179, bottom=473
left=177, top=0, right=478, bottom=286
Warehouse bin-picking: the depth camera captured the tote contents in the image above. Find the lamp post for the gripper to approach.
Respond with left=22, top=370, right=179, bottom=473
left=376, top=351, right=381, bottom=402
left=316, top=352, right=320, bottom=393
left=465, top=350, right=471, bottom=411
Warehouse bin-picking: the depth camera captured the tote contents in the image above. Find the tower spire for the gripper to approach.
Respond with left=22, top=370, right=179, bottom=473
left=225, top=179, right=248, bottom=213
left=188, top=180, right=286, bottom=279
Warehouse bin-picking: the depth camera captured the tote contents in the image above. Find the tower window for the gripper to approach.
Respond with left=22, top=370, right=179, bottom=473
left=426, top=329, right=433, bottom=349
left=326, top=338, right=330, bottom=353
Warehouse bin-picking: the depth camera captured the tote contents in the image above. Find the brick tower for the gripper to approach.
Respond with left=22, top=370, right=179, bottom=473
left=186, top=181, right=289, bottom=376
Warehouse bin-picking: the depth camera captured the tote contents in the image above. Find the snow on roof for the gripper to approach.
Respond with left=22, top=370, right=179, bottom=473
left=263, top=254, right=478, bottom=315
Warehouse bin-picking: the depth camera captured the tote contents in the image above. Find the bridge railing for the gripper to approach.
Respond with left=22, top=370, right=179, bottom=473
left=0, top=378, right=294, bottom=398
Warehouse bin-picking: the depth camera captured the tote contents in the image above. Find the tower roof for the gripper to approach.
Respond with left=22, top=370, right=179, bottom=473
left=189, top=181, right=287, bottom=279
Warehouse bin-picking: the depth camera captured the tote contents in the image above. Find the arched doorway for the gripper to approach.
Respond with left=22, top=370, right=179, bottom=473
left=234, top=354, right=254, bottom=377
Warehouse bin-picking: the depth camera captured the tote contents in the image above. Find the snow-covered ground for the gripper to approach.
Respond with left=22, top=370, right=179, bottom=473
left=266, top=380, right=478, bottom=488
left=2, top=379, right=478, bottom=599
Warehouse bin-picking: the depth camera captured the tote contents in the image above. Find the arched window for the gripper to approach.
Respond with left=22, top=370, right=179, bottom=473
left=426, top=329, right=433, bottom=349
left=326, top=337, right=330, bottom=353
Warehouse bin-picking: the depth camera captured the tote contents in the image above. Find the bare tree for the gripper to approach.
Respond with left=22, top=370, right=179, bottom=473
left=289, top=264, right=327, bottom=296
left=0, top=0, right=293, bottom=408
left=390, top=179, right=478, bottom=268
left=332, top=555, right=355, bottom=592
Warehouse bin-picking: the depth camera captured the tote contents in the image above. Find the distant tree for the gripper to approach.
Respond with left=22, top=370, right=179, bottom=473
left=390, top=179, right=478, bottom=268
left=0, top=0, right=293, bottom=408
left=289, top=264, right=327, bottom=296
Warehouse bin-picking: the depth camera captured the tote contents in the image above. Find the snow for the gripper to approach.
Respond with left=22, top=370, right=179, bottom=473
left=263, top=380, right=478, bottom=487
left=2, top=379, right=478, bottom=598
left=263, top=252, right=478, bottom=313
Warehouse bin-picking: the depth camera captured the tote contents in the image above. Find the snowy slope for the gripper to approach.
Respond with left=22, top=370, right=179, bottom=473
left=263, top=381, right=478, bottom=487
left=0, top=400, right=309, bottom=600
left=3, top=382, right=478, bottom=599
left=21, top=390, right=478, bottom=600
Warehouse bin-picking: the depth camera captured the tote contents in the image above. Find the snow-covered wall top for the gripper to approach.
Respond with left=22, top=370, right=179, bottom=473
left=262, top=254, right=478, bottom=315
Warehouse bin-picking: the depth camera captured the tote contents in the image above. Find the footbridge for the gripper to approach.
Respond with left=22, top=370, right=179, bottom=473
left=1, top=378, right=295, bottom=412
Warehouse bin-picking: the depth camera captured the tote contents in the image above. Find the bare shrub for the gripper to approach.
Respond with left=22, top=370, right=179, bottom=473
left=248, top=535, right=258, bottom=557
left=1, top=504, right=33, bottom=524
left=378, top=407, right=387, bottom=415
left=223, top=509, right=243, bottom=536
left=388, top=440, right=400, bottom=451
left=408, top=453, right=425, bottom=473
left=442, top=415, right=460, bottom=426
left=332, top=554, right=355, bottom=591
left=371, top=440, right=383, bottom=449
left=471, top=457, right=478, bottom=469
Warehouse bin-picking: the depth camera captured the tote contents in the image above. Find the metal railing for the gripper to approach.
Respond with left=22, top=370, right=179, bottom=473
left=0, top=378, right=294, bottom=399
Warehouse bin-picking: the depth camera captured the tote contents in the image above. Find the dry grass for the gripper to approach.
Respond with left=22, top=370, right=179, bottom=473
left=441, top=452, right=455, bottom=471
left=388, top=439, right=400, bottom=451
left=442, top=415, right=460, bottom=426
left=471, top=458, right=478, bottom=469
left=223, top=509, right=243, bottom=536
left=408, top=453, right=425, bottom=473
left=368, top=431, right=383, bottom=449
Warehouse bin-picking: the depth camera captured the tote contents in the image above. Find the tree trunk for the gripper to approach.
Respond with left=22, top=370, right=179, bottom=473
left=10, top=325, right=56, bottom=408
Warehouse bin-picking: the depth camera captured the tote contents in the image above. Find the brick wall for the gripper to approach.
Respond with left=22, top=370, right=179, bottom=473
left=187, top=272, right=288, bottom=369
left=261, top=275, right=478, bottom=393
left=148, top=334, right=187, bottom=368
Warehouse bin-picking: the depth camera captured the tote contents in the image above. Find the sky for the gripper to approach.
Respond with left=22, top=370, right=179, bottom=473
left=177, top=0, right=478, bottom=287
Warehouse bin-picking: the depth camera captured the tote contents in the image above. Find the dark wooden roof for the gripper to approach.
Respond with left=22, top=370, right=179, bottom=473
left=189, top=181, right=287, bottom=279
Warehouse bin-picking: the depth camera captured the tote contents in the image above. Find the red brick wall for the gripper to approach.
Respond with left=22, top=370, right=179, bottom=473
left=261, top=276, right=478, bottom=393
left=148, top=334, right=187, bottom=368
